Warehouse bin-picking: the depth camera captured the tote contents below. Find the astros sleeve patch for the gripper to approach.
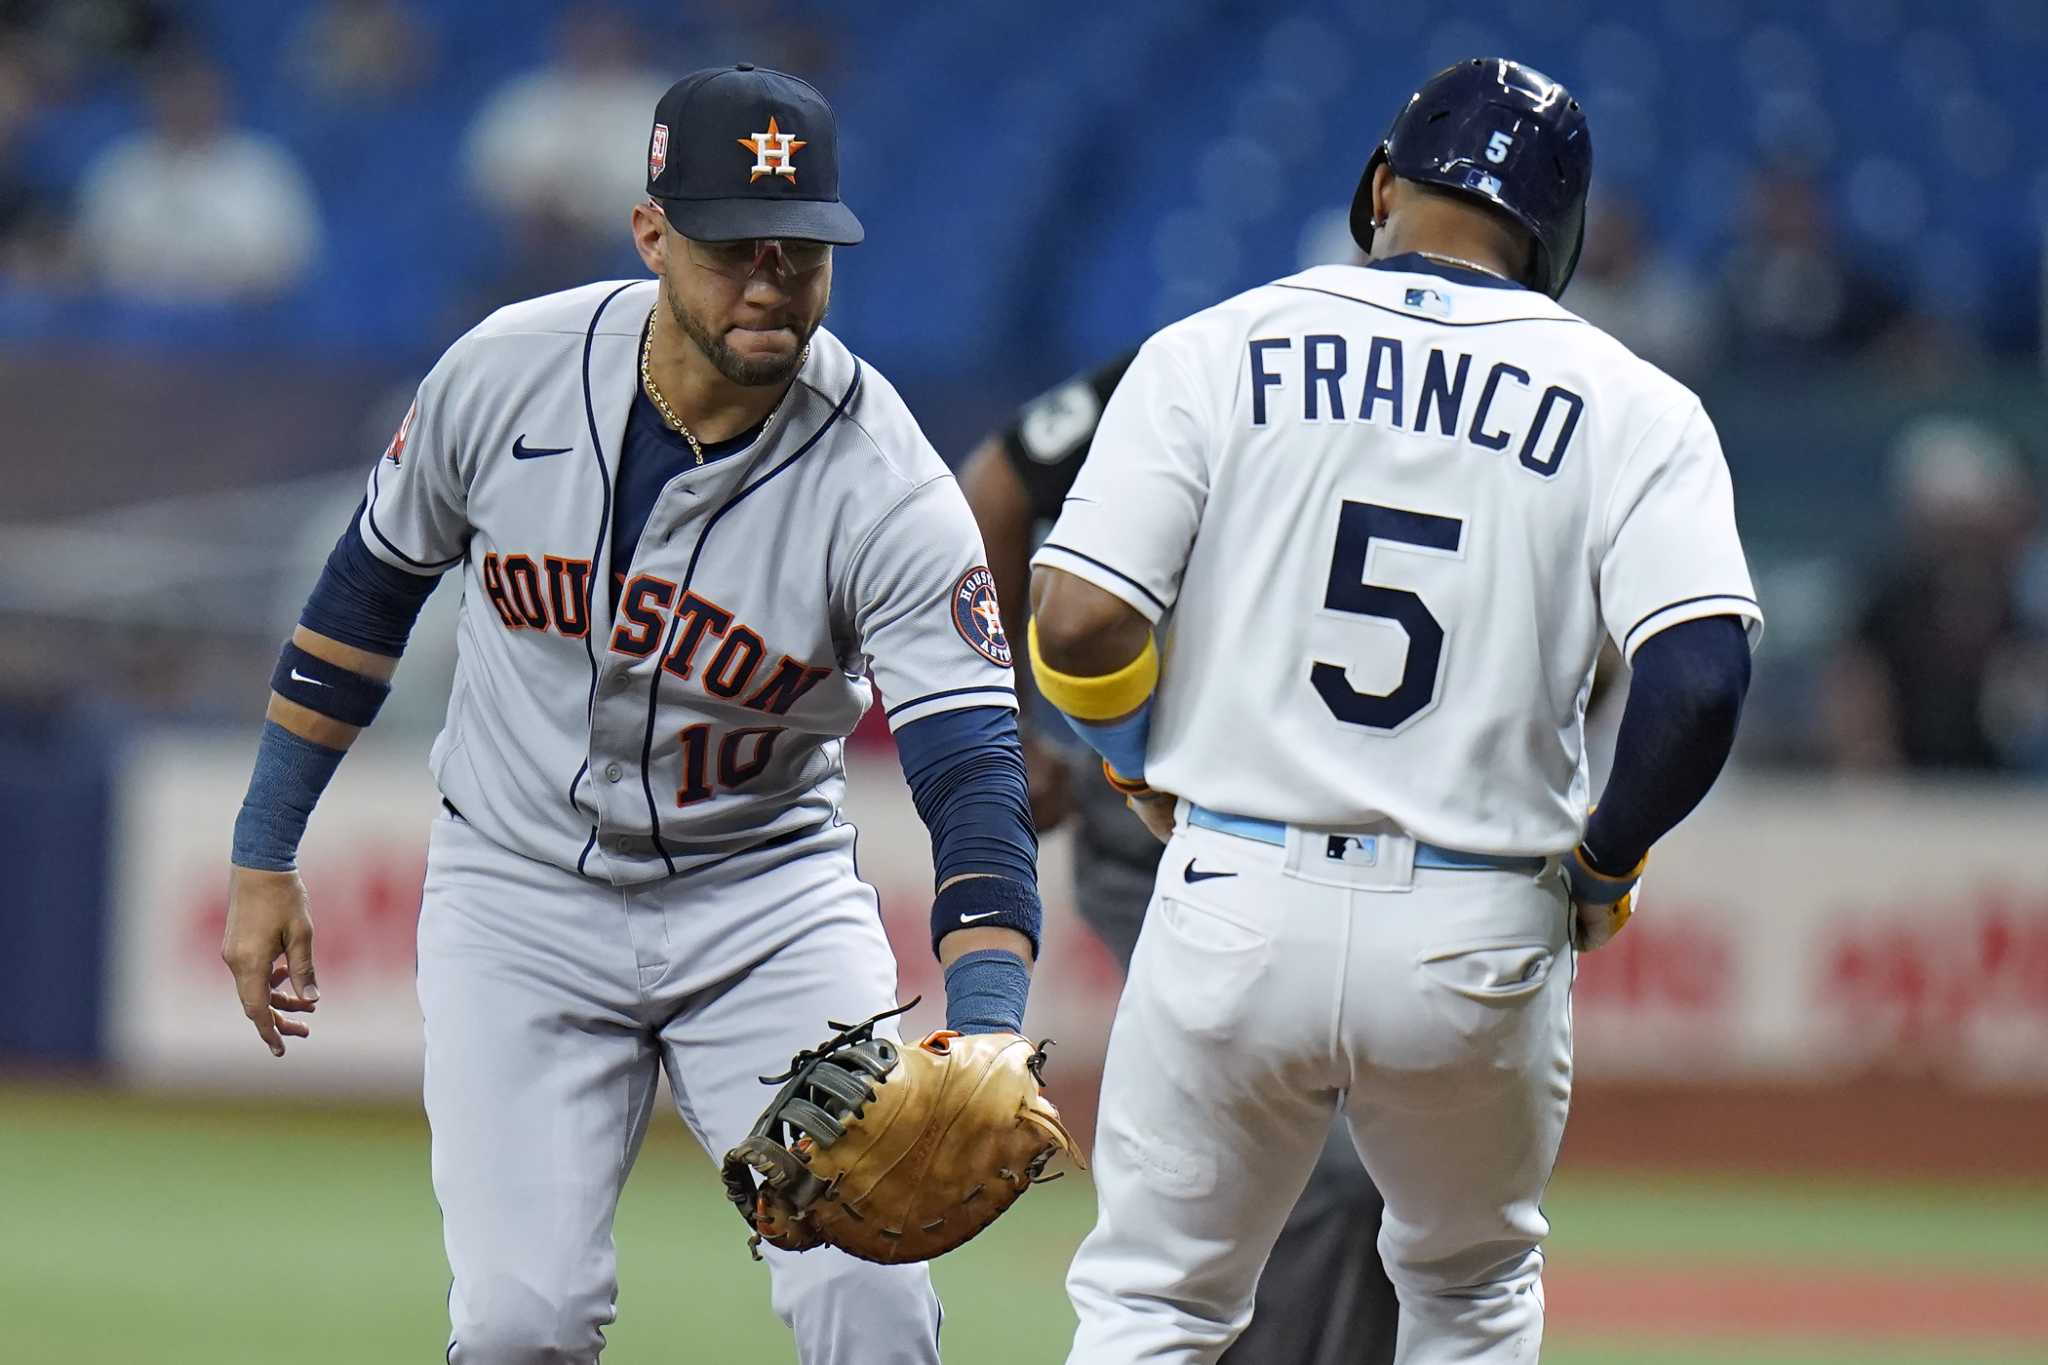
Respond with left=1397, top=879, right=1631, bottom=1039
left=849, top=479, right=1018, bottom=731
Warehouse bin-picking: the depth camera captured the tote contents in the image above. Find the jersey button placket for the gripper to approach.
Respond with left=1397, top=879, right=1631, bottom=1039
left=604, top=762, right=623, bottom=783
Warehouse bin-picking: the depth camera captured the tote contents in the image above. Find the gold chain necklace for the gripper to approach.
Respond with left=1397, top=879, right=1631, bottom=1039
left=640, top=306, right=810, bottom=466
left=1419, top=250, right=1512, bottom=281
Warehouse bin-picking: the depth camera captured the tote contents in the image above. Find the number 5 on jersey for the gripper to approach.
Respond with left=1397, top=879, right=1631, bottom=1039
left=1313, top=501, right=1465, bottom=732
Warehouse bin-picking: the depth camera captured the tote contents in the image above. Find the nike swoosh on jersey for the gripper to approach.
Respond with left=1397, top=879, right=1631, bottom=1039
left=1183, top=859, right=1236, bottom=884
left=958, top=909, right=1003, bottom=923
left=288, top=668, right=329, bottom=687
left=511, top=435, right=573, bottom=460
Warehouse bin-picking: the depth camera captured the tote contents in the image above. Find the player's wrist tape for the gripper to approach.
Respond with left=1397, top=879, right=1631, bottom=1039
left=1564, top=845, right=1645, bottom=905
left=942, top=948, right=1030, bottom=1035
left=1027, top=620, right=1158, bottom=722
left=930, top=874, right=1042, bottom=957
left=231, top=720, right=346, bottom=872
left=270, top=642, right=392, bottom=729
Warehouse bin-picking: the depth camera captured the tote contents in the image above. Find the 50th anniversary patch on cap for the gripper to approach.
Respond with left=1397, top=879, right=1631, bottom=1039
left=952, top=566, right=1011, bottom=667
left=649, top=122, right=669, bottom=178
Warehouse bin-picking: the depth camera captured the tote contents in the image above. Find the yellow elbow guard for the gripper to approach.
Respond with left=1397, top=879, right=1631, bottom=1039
left=1027, top=619, right=1159, bottom=721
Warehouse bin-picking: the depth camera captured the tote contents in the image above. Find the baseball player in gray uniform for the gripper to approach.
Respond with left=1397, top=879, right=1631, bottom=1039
left=960, top=354, right=1400, bottom=1365
left=219, top=66, right=1044, bottom=1364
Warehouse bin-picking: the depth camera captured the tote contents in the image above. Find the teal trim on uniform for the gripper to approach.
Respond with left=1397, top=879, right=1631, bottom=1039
left=1186, top=804, right=1545, bottom=874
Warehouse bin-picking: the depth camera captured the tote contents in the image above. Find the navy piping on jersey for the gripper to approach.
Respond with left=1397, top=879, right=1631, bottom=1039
left=1036, top=542, right=1168, bottom=613
left=1271, top=281, right=1589, bottom=330
left=569, top=281, right=635, bottom=873
left=364, top=458, right=466, bottom=572
left=632, top=361, right=866, bottom=875
left=832, top=748, right=883, bottom=926
left=1368, top=251, right=1529, bottom=291
left=884, top=682, right=1018, bottom=720
left=1622, top=592, right=1760, bottom=656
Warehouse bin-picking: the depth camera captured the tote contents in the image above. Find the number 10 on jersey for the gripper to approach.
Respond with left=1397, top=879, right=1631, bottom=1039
left=1313, top=501, right=1465, bottom=732
left=675, top=723, right=784, bottom=805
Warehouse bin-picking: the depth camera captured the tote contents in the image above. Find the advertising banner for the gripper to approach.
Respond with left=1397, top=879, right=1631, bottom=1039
left=107, top=734, right=1119, bottom=1096
left=109, top=739, right=2048, bottom=1098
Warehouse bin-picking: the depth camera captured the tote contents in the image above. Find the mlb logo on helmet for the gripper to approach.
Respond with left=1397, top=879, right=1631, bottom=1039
left=645, top=63, right=863, bottom=245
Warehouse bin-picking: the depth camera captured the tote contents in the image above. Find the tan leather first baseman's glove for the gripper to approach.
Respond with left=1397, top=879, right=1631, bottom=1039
left=721, top=1002, right=1083, bottom=1265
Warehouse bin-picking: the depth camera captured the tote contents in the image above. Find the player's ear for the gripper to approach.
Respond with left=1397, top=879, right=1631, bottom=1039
left=630, top=200, right=669, bottom=276
left=1370, top=163, right=1397, bottom=234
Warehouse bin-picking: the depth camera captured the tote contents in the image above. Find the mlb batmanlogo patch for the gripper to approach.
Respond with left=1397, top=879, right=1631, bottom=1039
left=951, top=566, right=1011, bottom=667
left=1405, top=287, right=1452, bottom=318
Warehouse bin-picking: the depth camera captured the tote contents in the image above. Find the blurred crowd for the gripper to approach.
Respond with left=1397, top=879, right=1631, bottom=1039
left=1, top=0, right=2045, bottom=777
left=0, top=0, right=830, bottom=309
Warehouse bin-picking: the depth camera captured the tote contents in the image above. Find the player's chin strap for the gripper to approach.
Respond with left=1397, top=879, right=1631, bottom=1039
left=720, top=999, right=921, bottom=1260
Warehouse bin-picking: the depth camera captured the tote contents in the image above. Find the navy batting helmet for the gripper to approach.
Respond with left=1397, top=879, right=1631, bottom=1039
left=1349, top=58, right=1593, bottom=299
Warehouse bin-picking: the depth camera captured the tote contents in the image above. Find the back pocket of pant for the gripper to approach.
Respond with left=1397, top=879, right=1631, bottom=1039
left=1143, top=896, right=1271, bottom=1039
left=1415, top=940, right=1556, bottom=1054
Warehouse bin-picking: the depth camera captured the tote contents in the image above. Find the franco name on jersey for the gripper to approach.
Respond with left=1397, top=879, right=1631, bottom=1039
left=1247, top=332, right=1584, bottom=479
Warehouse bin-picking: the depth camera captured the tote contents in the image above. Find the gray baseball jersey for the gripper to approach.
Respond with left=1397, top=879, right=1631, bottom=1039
left=361, top=278, right=1017, bottom=881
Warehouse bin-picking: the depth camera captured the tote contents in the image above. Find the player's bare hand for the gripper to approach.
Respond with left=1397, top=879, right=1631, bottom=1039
left=1020, top=730, right=1074, bottom=832
left=1126, top=791, right=1177, bottom=844
left=222, top=866, right=319, bottom=1057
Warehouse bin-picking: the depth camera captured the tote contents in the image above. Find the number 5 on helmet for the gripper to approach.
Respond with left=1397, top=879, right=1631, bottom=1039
left=1563, top=846, right=1646, bottom=952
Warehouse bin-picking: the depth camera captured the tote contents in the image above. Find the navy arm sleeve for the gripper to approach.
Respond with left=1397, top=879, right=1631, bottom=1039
left=894, top=705, right=1039, bottom=888
left=297, top=503, right=446, bottom=656
left=1582, top=615, right=1752, bottom=874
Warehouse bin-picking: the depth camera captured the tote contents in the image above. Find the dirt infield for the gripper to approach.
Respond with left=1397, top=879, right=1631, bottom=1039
left=1550, top=1261, right=2048, bottom=1340
left=1562, top=1078, right=2048, bottom=1178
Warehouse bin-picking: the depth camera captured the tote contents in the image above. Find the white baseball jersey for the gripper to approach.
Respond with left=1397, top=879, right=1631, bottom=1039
left=1034, top=260, right=1761, bottom=856
left=362, top=279, right=1015, bottom=884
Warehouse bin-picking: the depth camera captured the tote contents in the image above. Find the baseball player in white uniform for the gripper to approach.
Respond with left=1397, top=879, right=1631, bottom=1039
left=219, top=66, right=1045, bottom=1363
left=1028, top=60, right=1761, bottom=1363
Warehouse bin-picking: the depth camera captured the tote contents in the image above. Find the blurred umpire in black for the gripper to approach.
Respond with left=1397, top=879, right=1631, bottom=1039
left=959, top=352, right=1401, bottom=1365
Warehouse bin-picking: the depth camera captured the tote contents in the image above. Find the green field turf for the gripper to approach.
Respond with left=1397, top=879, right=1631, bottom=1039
left=3, top=1084, right=2044, bottom=1364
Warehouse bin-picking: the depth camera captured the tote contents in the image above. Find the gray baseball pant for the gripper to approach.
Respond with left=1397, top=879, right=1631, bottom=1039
left=417, top=810, right=942, bottom=1364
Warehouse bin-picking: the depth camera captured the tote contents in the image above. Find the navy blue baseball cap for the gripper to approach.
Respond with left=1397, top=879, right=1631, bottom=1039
left=646, top=64, right=863, bottom=245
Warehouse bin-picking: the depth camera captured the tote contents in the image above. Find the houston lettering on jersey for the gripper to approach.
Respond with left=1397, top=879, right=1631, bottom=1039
left=478, top=551, right=831, bottom=717
left=1247, top=334, right=1585, bottom=479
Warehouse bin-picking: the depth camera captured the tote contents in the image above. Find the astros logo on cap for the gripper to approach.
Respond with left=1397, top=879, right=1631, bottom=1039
left=739, top=116, right=805, bottom=183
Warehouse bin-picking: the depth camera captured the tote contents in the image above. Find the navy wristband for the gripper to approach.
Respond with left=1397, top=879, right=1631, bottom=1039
left=943, top=948, right=1030, bottom=1035
left=271, top=642, right=391, bottom=729
left=930, top=875, right=1042, bottom=958
left=231, top=720, right=346, bottom=872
